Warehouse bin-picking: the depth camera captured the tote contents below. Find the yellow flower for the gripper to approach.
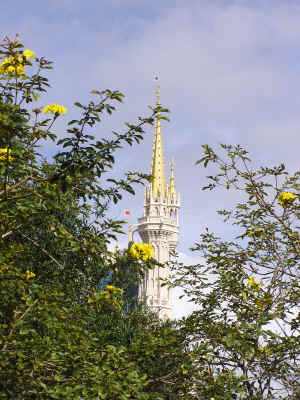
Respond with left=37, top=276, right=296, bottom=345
left=106, top=285, right=118, bottom=292
left=0, top=57, right=11, bottom=74
left=247, top=277, right=255, bottom=286
left=0, top=148, right=13, bottom=162
left=129, top=242, right=154, bottom=261
left=247, top=277, right=263, bottom=291
left=16, top=64, right=25, bottom=75
left=0, top=56, right=25, bottom=76
left=87, top=297, right=94, bottom=303
left=23, top=49, right=35, bottom=59
left=6, top=65, right=15, bottom=73
left=25, top=270, right=35, bottom=280
left=182, top=368, right=188, bottom=375
left=278, top=191, right=296, bottom=207
left=43, top=104, right=67, bottom=116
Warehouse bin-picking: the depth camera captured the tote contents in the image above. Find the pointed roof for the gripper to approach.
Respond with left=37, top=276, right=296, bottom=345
left=169, top=157, right=176, bottom=198
left=151, top=81, right=166, bottom=199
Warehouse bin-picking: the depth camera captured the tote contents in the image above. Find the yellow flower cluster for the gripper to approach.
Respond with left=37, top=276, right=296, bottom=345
left=0, top=56, right=25, bottom=75
left=0, top=50, right=34, bottom=76
left=43, top=104, right=67, bottom=116
left=25, top=270, right=35, bottom=280
left=129, top=242, right=154, bottom=261
left=106, top=285, right=118, bottom=292
left=22, top=49, right=35, bottom=59
left=278, top=191, right=296, bottom=207
left=247, top=277, right=263, bottom=291
left=0, top=148, right=13, bottom=162
left=88, top=285, right=121, bottom=304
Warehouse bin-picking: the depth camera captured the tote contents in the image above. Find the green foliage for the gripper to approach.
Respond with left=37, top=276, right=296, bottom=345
left=171, top=143, right=300, bottom=399
left=0, top=36, right=192, bottom=399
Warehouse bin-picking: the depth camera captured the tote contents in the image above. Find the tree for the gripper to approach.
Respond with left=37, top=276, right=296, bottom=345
left=171, top=144, right=300, bottom=399
left=0, top=36, right=192, bottom=399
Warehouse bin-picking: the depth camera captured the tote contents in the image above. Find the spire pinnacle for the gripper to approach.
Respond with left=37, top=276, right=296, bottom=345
left=128, top=223, right=133, bottom=243
left=169, top=157, right=176, bottom=198
left=156, top=81, right=161, bottom=106
left=151, top=75, right=166, bottom=199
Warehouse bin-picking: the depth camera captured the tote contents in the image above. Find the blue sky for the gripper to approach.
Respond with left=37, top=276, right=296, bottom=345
left=2, top=0, right=300, bottom=316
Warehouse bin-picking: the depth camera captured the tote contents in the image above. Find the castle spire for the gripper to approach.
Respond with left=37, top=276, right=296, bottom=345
left=169, top=157, right=176, bottom=198
left=137, top=78, right=180, bottom=320
left=151, top=76, right=166, bottom=199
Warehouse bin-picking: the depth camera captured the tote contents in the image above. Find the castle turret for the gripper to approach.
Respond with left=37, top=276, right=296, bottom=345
left=137, top=79, right=180, bottom=319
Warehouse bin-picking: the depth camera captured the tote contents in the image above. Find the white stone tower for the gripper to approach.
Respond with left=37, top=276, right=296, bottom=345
left=137, top=81, right=180, bottom=319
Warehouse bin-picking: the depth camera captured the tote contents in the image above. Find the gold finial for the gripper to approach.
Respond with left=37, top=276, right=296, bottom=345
left=151, top=74, right=166, bottom=199
left=169, top=157, right=176, bottom=198
left=156, top=81, right=161, bottom=105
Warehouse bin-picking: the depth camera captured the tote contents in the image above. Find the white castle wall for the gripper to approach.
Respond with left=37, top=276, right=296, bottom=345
left=137, top=184, right=180, bottom=319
